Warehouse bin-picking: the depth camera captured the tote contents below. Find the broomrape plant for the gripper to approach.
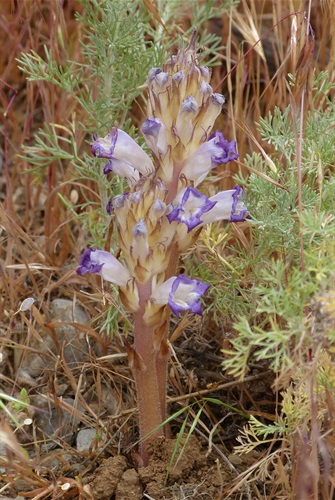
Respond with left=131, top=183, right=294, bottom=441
left=77, top=32, right=247, bottom=465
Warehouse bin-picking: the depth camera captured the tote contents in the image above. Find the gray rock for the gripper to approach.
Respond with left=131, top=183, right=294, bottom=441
left=0, top=440, right=6, bottom=456
left=41, top=451, right=73, bottom=472
left=0, top=497, right=25, bottom=500
left=76, top=428, right=106, bottom=452
left=16, top=298, right=92, bottom=378
left=31, top=395, right=82, bottom=445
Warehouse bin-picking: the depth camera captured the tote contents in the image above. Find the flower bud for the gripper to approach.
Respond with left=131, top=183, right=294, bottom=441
left=141, top=118, right=168, bottom=158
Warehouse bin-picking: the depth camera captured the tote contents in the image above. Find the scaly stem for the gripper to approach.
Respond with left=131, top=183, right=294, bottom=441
left=154, top=309, right=170, bottom=429
left=155, top=245, right=180, bottom=423
left=132, top=280, right=165, bottom=465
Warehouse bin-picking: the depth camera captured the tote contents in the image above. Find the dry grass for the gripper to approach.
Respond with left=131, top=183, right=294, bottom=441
left=1, top=0, right=335, bottom=498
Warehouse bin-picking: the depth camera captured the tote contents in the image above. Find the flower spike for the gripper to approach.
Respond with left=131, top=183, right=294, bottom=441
left=79, top=34, right=249, bottom=466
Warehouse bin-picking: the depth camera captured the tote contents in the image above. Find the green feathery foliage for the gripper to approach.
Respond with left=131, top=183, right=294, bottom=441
left=207, top=70, right=335, bottom=454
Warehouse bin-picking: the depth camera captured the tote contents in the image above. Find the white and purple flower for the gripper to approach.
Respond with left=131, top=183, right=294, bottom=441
left=77, top=248, right=131, bottom=287
left=166, top=186, right=216, bottom=232
left=201, top=186, right=248, bottom=224
left=91, top=127, right=155, bottom=184
left=182, top=131, right=239, bottom=185
left=167, top=185, right=247, bottom=231
left=151, top=274, right=210, bottom=316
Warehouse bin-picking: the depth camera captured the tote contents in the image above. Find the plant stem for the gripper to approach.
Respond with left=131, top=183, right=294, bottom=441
left=131, top=246, right=180, bottom=464
left=132, top=280, right=165, bottom=465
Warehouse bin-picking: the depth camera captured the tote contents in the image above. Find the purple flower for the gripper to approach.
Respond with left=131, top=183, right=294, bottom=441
left=209, top=131, right=239, bottom=164
left=212, top=93, right=225, bottom=106
left=141, top=118, right=162, bottom=138
left=200, top=66, right=211, bottom=81
left=111, top=193, right=129, bottom=211
left=230, top=186, right=248, bottom=222
left=151, top=274, right=210, bottom=316
left=167, top=186, right=216, bottom=232
left=90, top=127, right=154, bottom=183
left=200, top=81, right=212, bottom=95
left=182, top=131, right=239, bottom=185
left=201, top=186, right=248, bottom=224
left=77, top=248, right=131, bottom=287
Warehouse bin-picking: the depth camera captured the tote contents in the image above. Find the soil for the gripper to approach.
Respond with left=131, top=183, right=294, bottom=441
left=82, top=435, right=258, bottom=499
left=0, top=300, right=273, bottom=499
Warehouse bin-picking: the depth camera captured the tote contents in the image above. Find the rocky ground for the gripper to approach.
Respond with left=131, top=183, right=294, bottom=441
left=1, top=298, right=274, bottom=499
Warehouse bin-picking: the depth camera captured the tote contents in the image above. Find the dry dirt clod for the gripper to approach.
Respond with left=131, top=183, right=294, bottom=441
left=115, top=468, right=143, bottom=499
left=86, top=455, right=128, bottom=500
left=138, top=436, right=227, bottom=499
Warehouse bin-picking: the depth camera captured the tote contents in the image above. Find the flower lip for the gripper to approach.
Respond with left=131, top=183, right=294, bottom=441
left=181, top=96, right=198, bottom=114
left=182, top=131, right=239, bottom=185
left=151, top=198, right=166, bottom=215
left=200, top=65, right=211, bottom=80
left=77, top=248, right=103, bottom=275
left=132, top=219, right=147, bottom=238
left=151, top=274, right=210, bottom=316
left=103, top=157, right=140, bottom=186
left=169, top=274, right=210, bottom=316
left=153, top=71, right=169, bottom=87
left=199, top=186, right=248, bottom=225
left=113, top=192, right=129, bottom=208
left=173, top=70, right=185, bottom=83
left=200, top=81, right=212, bottom=94
left=77, top=247, right=131, bottom=287
left=166, top=186, right=216, bottom=232
left=90, top=127, right=154, bottom=180
left=230, top=186, right=248, bottom=222
left=141, top=118, right=167, bottom=157
left=209, top=131, right=239, bottom=165
left=148, top=67, right=162, bottom=80
left=212, top=93, right=225, bottom=105
left=91, top=129, right=117, bottom=159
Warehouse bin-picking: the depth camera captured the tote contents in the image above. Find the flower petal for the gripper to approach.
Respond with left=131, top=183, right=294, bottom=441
left=148, top=69, right=169, bottom=87
left=182, top=131, right=239, bottom=185
left=91, top=127, right=155, bottom=178
left=131, top=219, right=150, bottom=261
left=141, top=118, right=168, bottom=157
left=151, top=274, right=210, bottom=316
left=103, top=157, right=140, bottom=186
left=77, top=248, right=131, bottom=287
left=201, top=186, right=248, bottom=224
left=166, top=186, right=216, bottom=232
